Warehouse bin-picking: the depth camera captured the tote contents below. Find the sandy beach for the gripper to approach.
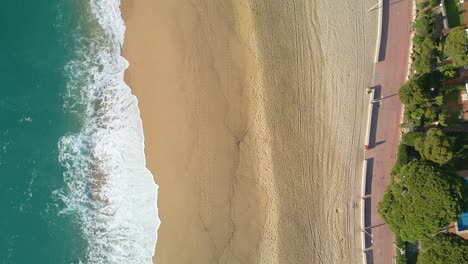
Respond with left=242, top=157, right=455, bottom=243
left=122, top=0, right=377, bottom=263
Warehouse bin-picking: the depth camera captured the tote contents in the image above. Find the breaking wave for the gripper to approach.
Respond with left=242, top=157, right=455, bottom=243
left=55, top=0, right=159, bottom=263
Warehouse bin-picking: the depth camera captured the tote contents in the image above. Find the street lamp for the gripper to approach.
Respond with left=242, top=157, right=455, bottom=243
left=362, top=228, right=374, bottom=244
left=393, top=241, right=405, bottom=255
left=371, top=96, right=384, bottom=105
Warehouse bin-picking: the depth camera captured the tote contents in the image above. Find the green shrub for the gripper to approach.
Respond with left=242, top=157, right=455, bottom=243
left=414, top=128, right=453, bottom=164
left=423, top=108, right=437, bottom=124
left=438, top=110, right=448, bottom=127
left=391, top=143, right=408, bottom=175
left=429, top=0, right=440, bottom=8
left=418, top=233, right=468, bottom=264
left=415, top=11, right=434, bottom=37
left=399, top=75, right=430, bottom=107
left=417, top=2, right=427, bottom=12
left=412, top=34, right=425, bottom=46
left=395, top=236, right=408, bottom=264
left=402, top=132, right=425, bottom=146
left=413, top=37, right=436, bottom=74
left=434, top=95, right=444, bottom=106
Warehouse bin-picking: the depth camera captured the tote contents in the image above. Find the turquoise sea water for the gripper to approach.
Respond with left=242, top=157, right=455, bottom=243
left=0, top=1, right=159, bottom=263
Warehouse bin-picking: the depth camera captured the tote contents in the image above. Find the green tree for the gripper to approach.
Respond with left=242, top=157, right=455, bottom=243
left=402, top=132, right=425, bottom=146
left=415, top=12, right=434, bottom=37
left=438, top=109, right=448, bottom=127
left=429, top=0, right=440, bottom=8
left=423, top=107, right=437, bottom=124
left=412, top=34, right=425, bottom=46
left=399, top=75, right=429, bottom=107
left=413, top=37, right=435, bottom=74
left=409, top=106, right=426, bottom=120
left=378, top=161, right=464, bottom=242
left=434, top=95, right=444, bottom=106
left=391, top=143, right=409, bottom=175
left=418, top=233, right=468, bottom=264
left=414, top=128, right=453, bottom=164
left=442, top=68, right=457, bottom=78
left=437, top=63, right=459, bottom=80
left=444, top=28, right=468, bottom=66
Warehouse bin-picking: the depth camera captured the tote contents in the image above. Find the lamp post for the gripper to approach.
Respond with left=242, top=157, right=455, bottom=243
left=371, top=96, right=384, bottom=105
left=363, top=228, right=374, bottom=244
left=393, top=241, right=405, bottom=256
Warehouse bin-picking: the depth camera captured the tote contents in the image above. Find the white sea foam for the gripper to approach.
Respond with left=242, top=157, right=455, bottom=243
left=57, top=0, right=160, bottom=263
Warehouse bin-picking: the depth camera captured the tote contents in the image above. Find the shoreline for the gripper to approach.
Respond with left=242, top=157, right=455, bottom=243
left=121, top=0, right=378, bottom=263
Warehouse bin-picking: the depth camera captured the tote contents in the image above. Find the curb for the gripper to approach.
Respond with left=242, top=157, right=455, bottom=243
left=361, top=159, right=368, bottom=264
left=365, top=89, right=375, bottom=146
left=361, top=88, right=374, bottom=264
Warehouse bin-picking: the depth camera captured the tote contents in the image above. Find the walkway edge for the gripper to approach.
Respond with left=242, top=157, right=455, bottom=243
left=365, top=90, right=374, bottom=146
left=361, top=87, right=374, bottom=264
left=361, top=159, right=368, bottom=264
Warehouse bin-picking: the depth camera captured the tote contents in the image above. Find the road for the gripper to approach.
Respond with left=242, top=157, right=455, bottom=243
left=364, top=0, right=413, bottom=263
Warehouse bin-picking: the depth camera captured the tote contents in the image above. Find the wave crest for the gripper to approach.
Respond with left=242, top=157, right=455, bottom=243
left=57, top=1, right=159, bottom=263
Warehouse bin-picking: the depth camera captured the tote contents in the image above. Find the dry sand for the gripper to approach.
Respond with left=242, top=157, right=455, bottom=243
left=122, top=0, right=377, bottom=263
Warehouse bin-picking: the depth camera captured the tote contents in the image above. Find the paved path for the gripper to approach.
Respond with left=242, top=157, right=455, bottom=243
left=364, top=0, right=413, bottom=263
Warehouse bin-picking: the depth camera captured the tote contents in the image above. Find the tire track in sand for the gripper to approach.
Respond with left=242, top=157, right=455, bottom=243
left=251, top=0, right=377, bottom=263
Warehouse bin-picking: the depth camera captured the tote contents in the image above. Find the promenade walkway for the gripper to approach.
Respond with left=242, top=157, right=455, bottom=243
left=364, top=0, right=413, bottom=263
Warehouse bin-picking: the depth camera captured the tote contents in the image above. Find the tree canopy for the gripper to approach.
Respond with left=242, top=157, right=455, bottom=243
left=378, top=161, right=464, bottom=242
left=429, top=0, right=440, bottom=8
left=418, top=233, right=468, bottom=264
left=444, top=28, right=468, bottom=66
left=413, top=37, right=435, bottom=74
left=399, top=75, right=430, bottom=107
left=414, top=128, right=453, bottom=164
left=415, top=9, right=434, bottom=37
left=391, top=143, right=408, bottom=175
left=401, top=132, right=425, bottom=146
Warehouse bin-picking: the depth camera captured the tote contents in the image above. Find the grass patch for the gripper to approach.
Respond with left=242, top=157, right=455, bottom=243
left=444, top=88, right=462, bottom=125
left=444, top=0, right=462, bottom=28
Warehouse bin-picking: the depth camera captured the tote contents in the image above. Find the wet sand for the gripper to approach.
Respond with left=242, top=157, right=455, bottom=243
left=122, top=0, right=377, bottom=263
